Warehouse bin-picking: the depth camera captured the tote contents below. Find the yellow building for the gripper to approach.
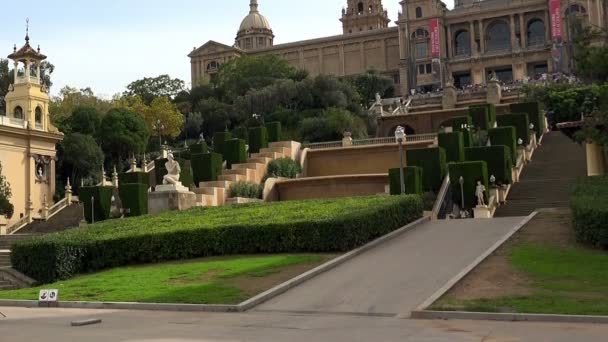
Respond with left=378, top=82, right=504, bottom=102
left=0, top=32, right=63, bottom=229
left=189, top=0, right=606, bottom=95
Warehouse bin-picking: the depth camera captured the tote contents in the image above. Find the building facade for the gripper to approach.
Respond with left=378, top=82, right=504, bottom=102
left=189, top=0, right=605, bottom=95
left=0, top=32, right=63, bottom=228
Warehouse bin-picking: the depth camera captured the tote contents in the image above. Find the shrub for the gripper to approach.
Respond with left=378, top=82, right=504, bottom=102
left=79, top=186, right=114, bottom=223
left=119, top=172, right=150, bottom=188
left=177, top=159, right=194, bottom=188
left=451, top=116, right=474, bottom=147
left=191, top=153, right=223, bottom=185
left=465, top=146, right=512, bottom=185
left=118, top=183, right=148, bottom=217
left=406, top=147, right=447, bottom=192
left=229, top=181, right=263, bottom=199
left=248, top=127, right=269, bottom=154
left=266, top=121, right=282, bottom=142
left=213, top=132, right=232, bottom=158
left=189, top=142, right=209, bottom=155
left=488, top=127, right=518, bottom=165
left=154, top=158, right=168, bottom=185
left=468, top=104, right=492, bottom=130
left=448, top=161, right=489, bottom=210
left=224, top=139, right=247, bottom=169
left=10, top=196, right=423, bottom=283
left=267, top=158, right=301, bottom=179
left=510, top=102, right=545, bottom=138
left=571, top=176, right=608, bottom=249
left=232, top=127, right=249, bottom=142
left=438, top=132, right=465, bottom=163
left=497, top=113, right=530, bottom=145
left=389, top=166, right=423, bottom=195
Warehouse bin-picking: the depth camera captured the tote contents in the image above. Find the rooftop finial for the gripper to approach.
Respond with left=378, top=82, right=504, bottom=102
left=250, top=0, right=259, bottom=13
left=25, top=18, right=30, bottom=43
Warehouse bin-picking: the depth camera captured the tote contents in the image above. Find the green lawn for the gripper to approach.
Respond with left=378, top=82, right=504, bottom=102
left=0, top=254, right=329, bottom=304
left=432, top=243, right=608, bottom=315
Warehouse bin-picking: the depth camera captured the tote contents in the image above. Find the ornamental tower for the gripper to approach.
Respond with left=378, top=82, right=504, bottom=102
left=235, top=0, right=274, bottom=50
left=340, top=0, right=391, bottom=34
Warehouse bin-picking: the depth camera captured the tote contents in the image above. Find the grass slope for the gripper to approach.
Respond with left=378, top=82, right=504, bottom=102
left=0, top=255, right=329, bottom=305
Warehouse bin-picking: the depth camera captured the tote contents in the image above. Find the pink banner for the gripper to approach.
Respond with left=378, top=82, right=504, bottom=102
left=550, top=0, right=562, bottom=40
left=430, top=18, right=441, bottom=58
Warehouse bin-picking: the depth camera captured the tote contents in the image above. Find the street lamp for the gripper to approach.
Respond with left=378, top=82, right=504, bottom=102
left=394, top=126, right=407, bottom=194
left=153, top=119, right=165, bottom=150
left=459, top=176, right=465, bottom=211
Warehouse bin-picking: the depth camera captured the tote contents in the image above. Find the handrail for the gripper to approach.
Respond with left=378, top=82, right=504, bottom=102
left=303, top=133, right=438, bottom=150
left=7, top=215, right=29, bottom=235
left=432, top=175, right=451, bottom=220
left=47, top=198, right=68, bottom=220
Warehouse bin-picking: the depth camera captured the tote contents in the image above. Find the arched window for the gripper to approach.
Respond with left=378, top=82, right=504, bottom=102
left=527, top=19, right=546, bottom=47
left=486, top=20, right=511, bottom=52
left=415, top=7, right=423, bottom=18
left=13, top=106, right=23, bottom=120
left=454, top=30, right=471, bottom=56
left=357, top=2, right=364, bottom=14
left=35, top=107, right=42, bottom=126
left=566, top=4, right=587, bottom=15
left=412, top=28, right=430, bottom=59
left=412, top=28, right=429, bottom=38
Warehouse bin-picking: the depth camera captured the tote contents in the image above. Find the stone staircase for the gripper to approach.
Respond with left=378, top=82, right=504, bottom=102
left=494, top=131, right=587, bottom=217
left=17, top=203, right=84, bottom=234
left=193, top=141, right=299, bottom=206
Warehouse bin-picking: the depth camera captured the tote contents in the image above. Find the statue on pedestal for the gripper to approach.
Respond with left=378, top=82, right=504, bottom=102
left=475, top=181, right=486, bottom=207
left=163, top=153, right=181, bottom=185
left=375, top=92, right=382, bottom=105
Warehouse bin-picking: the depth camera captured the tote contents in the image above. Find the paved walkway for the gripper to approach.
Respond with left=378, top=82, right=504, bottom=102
left=1, top=307, right=607, bottom=341
left=257, top=217, right=525, bottom=317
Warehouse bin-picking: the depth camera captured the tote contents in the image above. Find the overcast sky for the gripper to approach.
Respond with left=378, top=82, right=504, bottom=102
left=0, top=0, right=454, bottom=98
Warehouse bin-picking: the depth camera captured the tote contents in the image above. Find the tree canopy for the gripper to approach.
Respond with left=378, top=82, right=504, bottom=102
left=60, top=133, right=105, bottom=187
left=124, top=75, right=186, bottom=105
left=99, top=108, right=150, bottom=162
left=113, top=95, right=184, bottom=139
left=0, top=161, right=13, bottom=219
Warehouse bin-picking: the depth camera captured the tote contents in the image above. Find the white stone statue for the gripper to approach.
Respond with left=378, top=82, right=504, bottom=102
left=163, top=153, right=181, bottom=185
left=475, top=181, right=486, bottom=207
left=375, top=92, right=382, bottom=105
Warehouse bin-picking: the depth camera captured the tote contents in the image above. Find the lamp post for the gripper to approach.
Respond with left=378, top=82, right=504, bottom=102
left=459, top=176, right=465, bottom=210
left=153, top=119, right=165, bottom=150
left=395, top=126, right=407, bottom=194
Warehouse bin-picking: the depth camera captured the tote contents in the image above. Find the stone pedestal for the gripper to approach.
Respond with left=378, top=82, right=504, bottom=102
left=486, top=80, right=502, bottom=105
left=586, top=142, right=606, bottom=176
left=473, top=205, right=492, bottom=219
left=148, top=184, right=196, bottom=215
left=442, top=85, right=457, bottom=109
left=0, top=216, right=8, bottom=235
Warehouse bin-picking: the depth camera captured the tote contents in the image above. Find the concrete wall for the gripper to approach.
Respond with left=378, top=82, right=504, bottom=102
left=304, top=142, right=433, bottom=178
left=274, top=174, right=389, bottom=202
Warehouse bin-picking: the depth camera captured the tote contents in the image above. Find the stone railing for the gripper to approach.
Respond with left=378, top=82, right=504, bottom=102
left=5, top=215, right=29, bottom=235
left=303, top=133, right=437, bottom=150
left=46, top=198, right=68, bottom=220
left=0, top=116, right=28, bottom=129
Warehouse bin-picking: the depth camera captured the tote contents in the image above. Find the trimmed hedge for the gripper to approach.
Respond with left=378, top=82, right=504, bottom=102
left=452, top=116, right=474, bottom=147
left=79, top=186, right=114, bottom=223
left=213, top=132, right=232, bottom=158
left=448, top=161, right=489, bottom=210
left=189, top=142, right=209, bottom=154
left=178, top=159, right=194, bottom=188
left=249, top=126, right=269, bottom=154
left=118, top=172, right=150, bottom=188
left=118, top=183, right=148, bottom=217
left=510, top=102, right=544, bottom=138
left=465, top=146, right=512, bottom=185
left=406, top=147, right=447, bottom=192
left=488, top=127, right=518, bottom=165
left=267, top=158, right=301, bottom=179
left=10, top=196, right=423, bottom=283
left=438, top=132, right=465, bottom=163
left=154, top=158, right=168, bottom=185
left=571, top=176, right=608, bottom=249
left=497, top=113, right=530, bottom=145
left=229, top=181, right=263, bottom=199
left=191, top=152, right=223, bottom=185
left=266, top=121, right=282, bottom=143
left=389, top=166, right=423, bottom=195
left=468, top=105, right=490, bottom=130
left=232, top=127, right=249, bottom=142
left=224, top=139, right=247, bottom=169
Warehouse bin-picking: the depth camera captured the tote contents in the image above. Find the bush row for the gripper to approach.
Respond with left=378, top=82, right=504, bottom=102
left=11, top=196, right=423, bottom=283
left=571, top=176, right=608, bottom=249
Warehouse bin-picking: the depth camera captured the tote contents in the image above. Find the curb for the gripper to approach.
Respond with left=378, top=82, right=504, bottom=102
left=411, top=212, right=538, bottom=313
left=0, top=216, right=430, bottom=313
left=410, top=310, right=608, bottom=324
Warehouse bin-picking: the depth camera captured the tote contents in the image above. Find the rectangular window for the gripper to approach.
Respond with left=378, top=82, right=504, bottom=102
left=245, top=38, right=253, bottom=49
left=426, top=64, right=432, bottom=74
left=257, top=37, right=266, bottom=47
left=418, top=65, right=425, bottom=75
left=416, top=42, right=428, bottom=58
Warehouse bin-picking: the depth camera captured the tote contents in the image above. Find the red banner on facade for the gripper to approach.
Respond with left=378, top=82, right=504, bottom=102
left=550, top=0, right=562, bottom=40
left=430, top=18, right=441, bottom=58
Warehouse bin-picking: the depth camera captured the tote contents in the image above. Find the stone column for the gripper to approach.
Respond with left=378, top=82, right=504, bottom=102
left=339, top=44, right=345, bottom=76
left=36, top=62, right=41, bottom=84
left=447, top=24, right=453, bottom=58
left=50, top=159, right=56, bottom=202
left=13, top=61, right=18, bottom=84
left=519, top=13, right=527, bottom=49
left=510, top=15, right=517, bottom=51
left=298, top=48, right=304, bottom=68
left=25, top=60, right=30, bottom=80
left=586, top=142, right=606, bottom=176
left=544, top=10, right=551, bottom=43
left=479, top=20, right=485, bottom=54
left=470, top=21, right=477, bottom=56
left=318, top=48, right=324, bottom=74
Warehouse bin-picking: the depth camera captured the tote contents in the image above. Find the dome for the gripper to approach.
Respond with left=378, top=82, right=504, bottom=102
left=238, top=0, right=272, bottom=32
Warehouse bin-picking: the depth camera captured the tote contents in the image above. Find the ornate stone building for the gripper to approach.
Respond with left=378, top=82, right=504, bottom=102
left=0, top=31, right=63, bottom=229
left=189, top=0, right=606, bottom=95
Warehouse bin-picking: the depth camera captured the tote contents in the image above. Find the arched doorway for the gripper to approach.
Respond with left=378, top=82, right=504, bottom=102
left=486, top=20, right=510, bottom=52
